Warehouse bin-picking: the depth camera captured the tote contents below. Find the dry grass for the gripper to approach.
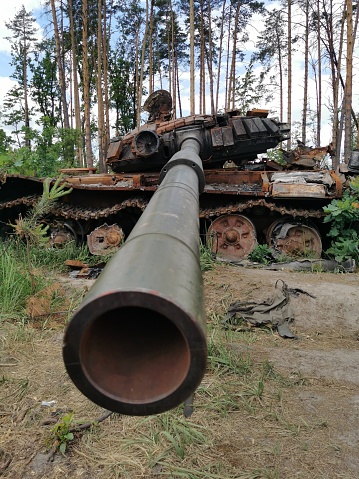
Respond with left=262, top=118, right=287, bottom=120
left=0, top=264, right=358, bottom=478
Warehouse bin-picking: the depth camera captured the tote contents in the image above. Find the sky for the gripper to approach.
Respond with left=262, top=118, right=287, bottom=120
left=0, top=0, right=357, bottom=148
left=0, top=0, right=44, bottom=133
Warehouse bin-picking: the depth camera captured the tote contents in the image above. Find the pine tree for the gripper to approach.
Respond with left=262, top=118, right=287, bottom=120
left=5, top=6, right=38, bottom=148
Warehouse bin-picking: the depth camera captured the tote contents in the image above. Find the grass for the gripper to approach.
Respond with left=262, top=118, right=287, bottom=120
left=0, top=239, right=95, bottom=322
left=200, top=241, right=216, bottom=272
left=0, top=243, right=38, bottom=320
left=0, top=244, right=351, bottom=479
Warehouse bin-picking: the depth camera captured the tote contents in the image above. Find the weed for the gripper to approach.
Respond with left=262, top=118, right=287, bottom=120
left=207, top=335, right=252, bottom=376
left=50, top=412, right=75, bottom=454
left=248, top=244, right=274, bottom=264
left=198, top=380, right=243, bottom=415
left=241, top=378, right=264, bottom=404
left=200, top=241, right=216, bottom=272
left=141, top=412, right=208, bottom=460
left=0, top=238, right=95, bottom=323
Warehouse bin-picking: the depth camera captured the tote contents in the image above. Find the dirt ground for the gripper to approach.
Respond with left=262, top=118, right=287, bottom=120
left=205, top=263, right=359, bottom=478
left=0, top=262, right=358, bottom=478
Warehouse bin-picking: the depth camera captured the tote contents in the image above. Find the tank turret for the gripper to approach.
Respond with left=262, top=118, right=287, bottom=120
left=106, top=91, right=290, bottom=173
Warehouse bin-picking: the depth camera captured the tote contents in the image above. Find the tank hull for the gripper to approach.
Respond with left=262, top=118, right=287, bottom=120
left=0, top=167, right=343, bottom=258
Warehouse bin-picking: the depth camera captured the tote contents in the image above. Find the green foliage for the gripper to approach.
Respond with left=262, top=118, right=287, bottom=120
left=0, top=128, right=13, bottom=153
left=50, top=412, right=75, bottom=454
left=12, top=176, right=73, bottom=246
left=0, top=243, right=35, bottom=320
left=200, top=242, right=216, bottom=272
left=235, top=60, right=274, bottom=114
left=29, top=242, right=98, bottom=272
left=323, top=179, right=359, bottom=262
left=248, top=244, right=274, bottom=264
left=0, top=124, right=82, bottom=177
left=207, top=336, right=252, bottom=376
left=266, top=148, right=287, bottom=166
left=0, top=238, right=96, bottom=321
left=30, top=39, right=62, bottom=127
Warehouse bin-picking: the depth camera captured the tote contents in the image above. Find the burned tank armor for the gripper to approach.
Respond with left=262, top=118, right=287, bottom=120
left=106, top=109, right=290, bottom=173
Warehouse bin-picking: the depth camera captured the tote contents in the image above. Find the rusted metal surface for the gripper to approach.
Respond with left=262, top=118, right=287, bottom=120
left=49, top=197, right=148, bottom=220
left=87, top=223, right=124, bottom=255
left=200, top=199, right=325, bottom=220
left=207, top=214, right=257, bottom=260
left=50, top=226, right=75, bottom=247
left=0, top=194, right=39, bottom=211
left=266, top=218, right=322, bottom=258
left=280, top=144, right=333, bottom=168
left=107, top=98, right=290, bottom=173
left=63, top=135, right=207, bottom=416
left=59, top=168, right=97, bottom=175
left=272, top=183, right=327, bottom=198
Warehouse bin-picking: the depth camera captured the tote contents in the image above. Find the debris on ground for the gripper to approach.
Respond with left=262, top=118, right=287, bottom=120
left=225, top=279, right=316, bottom=338
left=265, top=258, right=356, bottom=272
left=65, top=259, right=103, bottom=279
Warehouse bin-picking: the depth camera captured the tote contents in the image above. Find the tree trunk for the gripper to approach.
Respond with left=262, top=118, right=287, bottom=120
left=137, top=0, right=149, bottom=127
left=68, top=0, right=83, bottom=166
left=103, top=0, right=111, bottom=170
left=331, top=6, right=346, bottom=165
left=189, top=0, right=195, bottom=114
left=50, top=0, right=70, bottom=129
left=316, top=0, right=322, bottom=147
left=206, top=0, right=215, bottom=114
left=216, top=0, right=226, bottom=112
left=82, top=0, right=93, bottom=167
left=343, top=0, right=353, bottom=163
left=287, top=0, right=292, bottom=150
left=302, top=0, right=309, bottom=144
left=170, top=3, right=176, bottom=118
left=225, top=4, right=232, bottom=110
left=199, top=3, right=205, bottom=114
left=97, top=0, right=106, bottom=172
left=229, top=2, right=241, bottom=110
left=276, top=25, right=284, bottom=122
left=23, top=47, right=30, bottom=148
left=148, top=0, right=154, bottom=95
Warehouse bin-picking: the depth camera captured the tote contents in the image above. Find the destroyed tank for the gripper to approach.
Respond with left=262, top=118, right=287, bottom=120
left=0, top=90, right=349, bottom=261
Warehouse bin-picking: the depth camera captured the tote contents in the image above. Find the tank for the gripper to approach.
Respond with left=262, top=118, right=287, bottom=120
left=0, top=91, right=347, bottom=260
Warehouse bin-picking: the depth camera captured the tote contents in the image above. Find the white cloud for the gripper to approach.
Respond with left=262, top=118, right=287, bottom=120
left=0, top=0, right=43, bottom=54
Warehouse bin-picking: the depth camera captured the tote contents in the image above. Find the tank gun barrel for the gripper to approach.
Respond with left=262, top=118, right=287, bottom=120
left=63, top=133, right=207, bottom=416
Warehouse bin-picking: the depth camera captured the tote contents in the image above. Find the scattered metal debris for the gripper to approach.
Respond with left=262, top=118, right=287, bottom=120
left=65, top=259, right=103, bottom=279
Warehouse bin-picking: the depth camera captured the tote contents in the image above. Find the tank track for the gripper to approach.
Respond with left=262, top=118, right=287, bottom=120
left=49, top=197, right=148, bottom=220
left=0, top=194, right=39, bottom=211
left=1, top=194, right=324, bottom=222
left=200, top=198, right=325, bottom=219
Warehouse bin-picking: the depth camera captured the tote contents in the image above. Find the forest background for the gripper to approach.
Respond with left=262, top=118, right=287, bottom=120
left=0, top=0, right=358, bottom=177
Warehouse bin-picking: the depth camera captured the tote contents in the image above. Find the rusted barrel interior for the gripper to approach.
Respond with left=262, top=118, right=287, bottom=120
left=80, top=306, right=190, bottom=403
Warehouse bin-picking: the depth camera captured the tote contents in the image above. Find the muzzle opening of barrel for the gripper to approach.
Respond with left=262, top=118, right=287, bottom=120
left=79, top=305, right=191, bottom=404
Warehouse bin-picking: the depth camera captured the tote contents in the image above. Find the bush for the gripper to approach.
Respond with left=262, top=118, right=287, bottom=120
left=323, top=178, right=359, bottom=263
